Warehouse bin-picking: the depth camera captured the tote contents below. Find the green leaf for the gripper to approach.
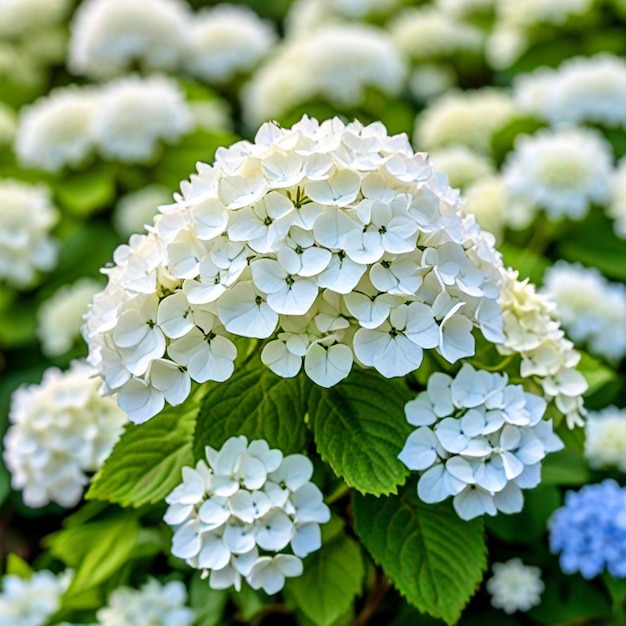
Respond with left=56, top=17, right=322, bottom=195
left=286, top=535, right=364, bottom=626
left=231, top=585, right=265, bottom=622
left=353, top=485, right=487, bottom=625
left=87, top=393, right=199, bottom=507
left=193, top=358, right=309, bottom=459
left=490, top=115, right=545, bottom=165
left=190, top=573, right=229, bottom=626
left=541, top=450, right=590, bottom=486
left=6, top=554, right=32, bottom=579
left=578, top=352, right=618, bottom=396
left=308, top=369, right=412, bottom=496
left=53, top=165, right=116, bottom=216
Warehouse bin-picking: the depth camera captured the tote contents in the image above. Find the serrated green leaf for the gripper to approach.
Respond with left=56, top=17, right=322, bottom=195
left=193, top=358, right=309, bottom=459
left=87, top=394, right=199, bottom=507
left=308, top=369, right=412, bottom=496
left=353, top=485, right=487, bottom=625
left=286, top=534, right=364, bottom=626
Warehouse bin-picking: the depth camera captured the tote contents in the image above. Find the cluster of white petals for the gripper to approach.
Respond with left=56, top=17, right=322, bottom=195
left=399, top=364, right=563, bottom=520
left=84, top=116, right=507, bottom=423
left=609, top=158, right=626, bottom=239
left=14, top=76, right=192, bottom=170
left=242, top=26, right=407, bottom=129
left=184, top=5, right=276, bottom=83
left=96, top=579, right=194, bottom=626
left=0, top=179, right=58, bottom=287
left=389, top=7, right=483, bottom=62
left=113, top=185, right=172, bottom=238
left=414, top=89, right=516, bottom=153
left=502, top=126, right=613, bottom=228
left=585, top=406, right=626, bottom=472
left=498, top=268, right=587, bottom=428
left=541, top=261, right=626, bottom=362
left=0, top=0, right=69, bottom=38
left=68, top=0, right=190, bottom=78
left=165, top=436, right=330, bottom=594
left=0, top=570, right=71, bottom=626
left=486, top=558, right=544, bottom=614
left=3, top=361, right=127, bottom=508
left=462, top=176, right=506, bottom=242
left=37, top=278, right=102, bottom=357
left=513, top=55, right=626, bottom=127
left=429, top=145, right=494, bottom=190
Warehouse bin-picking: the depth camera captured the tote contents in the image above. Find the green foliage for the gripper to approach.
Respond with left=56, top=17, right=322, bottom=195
left=52, top=164, right=116, bottom=216
left=189, top=573, right=229, bottom=626
left=5, top=554, right=32, bottom=579
left=353, top=484, right=487, bottom=625
left=308, top=368, right=413, bottom=496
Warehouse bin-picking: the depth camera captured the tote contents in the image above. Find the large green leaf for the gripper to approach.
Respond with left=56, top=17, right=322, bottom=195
left=53, top=164, right=116, bottom=216
left=308, top=369, right=412, bottom=496
left=286, top=535, right=364, bottom=626
left=87, top=393, right=199, bottom=507
left=353, top=485, right=487, bottom=625
left=193, top=358, right=309, bottom=459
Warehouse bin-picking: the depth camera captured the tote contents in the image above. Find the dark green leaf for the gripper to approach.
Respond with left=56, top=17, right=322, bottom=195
left=190, top=573, right=229, bottom=626
left=541, top=450, right=590, bottom=486
left=53, top=165, right=116, bottom=216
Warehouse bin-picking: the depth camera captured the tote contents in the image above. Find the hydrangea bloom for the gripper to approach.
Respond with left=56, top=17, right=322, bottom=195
left=92, top=75, right=193, bottom=163
left=84, top=116, right=507, bottom=423
left=164, top=436, right=330, bottom=594
left=68, top=0, right=190, bottom=78
left=242, top=27, right=406, bottom=129
left=502, top=127, right=613, bottom=228
left=113, top=185, right=173, bottom=237
left=96, top=579, right=194, bottom=626
left=0, top=570, right=71, bottom=626
left=37, top=278, right=102, bottom=357
left=585, top=407, right=626, bottom=472
left=184, top=5, right=276, bottom=84
left=3, top=361, right=127, bottom=507
left=498, top=268, right=587, bottom=428
left=541, top=261, right=626, bottom=362
left=0, top=180, right=59, bottom=287
left=14, top=86, right=97, bottom=172
left=414, top=89, right=516, bottom=153
left=462, top=175, right=506, bottom=242
left=549, top=480, right=626, bottom=579
left=398, top=364, right=563, bottom=520
left=609, top=157, right=626, bottom=239
left=0, top=0, right=69, bottom=38
left=486, top=558, right=544, bottom=614
left=428, top=145, right=494, bottom=190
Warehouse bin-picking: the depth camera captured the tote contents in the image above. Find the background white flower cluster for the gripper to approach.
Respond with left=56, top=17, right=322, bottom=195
left=165, top=436, right=330, bottom=594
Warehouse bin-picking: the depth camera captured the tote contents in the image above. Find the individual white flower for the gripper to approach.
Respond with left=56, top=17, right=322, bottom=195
left=0, top=180, right=59, bottom=287
left=414, top=88, right=516, bottom=153
left=0, top=570, right=72, bottom=626
left=585, top=406, right=626, bottom=472
left=242, top=26, right=407, bottom=129
left=462, top=175, right=506, bottom=242
left=14, top=86, right=97, bottom=172
left=3, top=361, right=127, bottom=508
left=85, top=116, right=508, bottom=422
left=37, top=278, right=102, bottom=357
left=608, top=157, right=626, bottom=238
left=0, top=0, right=69, bottom=38
left=514, top=54, right=626, bottom=127
left=541, top=261, right=626, bottom=362
left=68, top=0, right=190, bottom=78
left=96, top=579, right=194, bottom=626
left=498, top=268, right=588, bottom=428
left=399, top=364, right=563, bottom=520
left=389, top=6, right=483, bottom=62
left=184, top=5, right=276, bottom=84
left=429, top=145, right=494, bottom=190
left=92, top=75, right=193, bottom=163
left=114, top=186, right=173, bottom=237
left=164, top=436, right=330, bottom=594
left=0, top=102, right=16, bottom=146
left=487, top=558, right=544, bottom=613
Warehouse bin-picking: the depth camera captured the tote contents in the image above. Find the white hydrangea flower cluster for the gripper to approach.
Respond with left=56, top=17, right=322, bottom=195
left=0, top=0, right=69, bottom=38
left=399, top=364, right=563, bottom=520
left=0, top=570, right=71, bottom=626
left=96, top=579, right=194, bottom=626
left=165, top=436, right=330, bottom=594
left=414, top=89, right=516, bottom=153
left=68, top=0, right=274, bottom=84
left=14, top=76, right=192, bottom=171
left=513, top=55, right=626, bottom=127
left=498, top=268, right=588, bottom=428
left=242, top=26, right=406, bottom=129
left=3, top=361, right=127, bottom=508
left=541, top=261, right=626, bottom=362
left=486, top=558, right=544, bottom=614
left=113, top=185, right=173, bottom=238
left=502, top=126, right=614, bottom=228
left=0, top=179, right=59, bottom=287
left=37, top=278, right=102, bottom=357
left=585, top=406, right=626, bottom=472
left=84, top=116, right=507, bottom=423
left=609, top=158, right=626, bottom=239
left=429, top=145, right=494, bottom=190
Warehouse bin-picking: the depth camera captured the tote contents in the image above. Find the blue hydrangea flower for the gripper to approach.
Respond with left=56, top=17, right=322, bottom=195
left=549, top=480, right=626, bottom=579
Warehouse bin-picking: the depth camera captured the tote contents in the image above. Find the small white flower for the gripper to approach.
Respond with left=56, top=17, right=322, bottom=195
left=487, top=558, right=544, bottom=614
